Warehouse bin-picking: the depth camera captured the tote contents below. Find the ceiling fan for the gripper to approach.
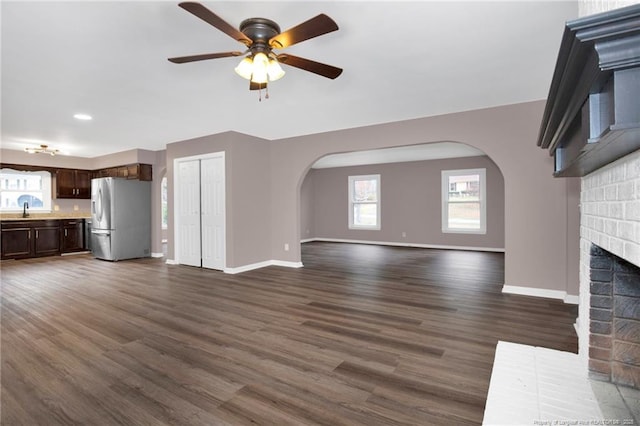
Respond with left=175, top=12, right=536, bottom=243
left=168, top=2, right=343, bottom=94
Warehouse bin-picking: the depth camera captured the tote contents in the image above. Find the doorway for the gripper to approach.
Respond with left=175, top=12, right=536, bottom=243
left=174, top=152, right=225, bottom=270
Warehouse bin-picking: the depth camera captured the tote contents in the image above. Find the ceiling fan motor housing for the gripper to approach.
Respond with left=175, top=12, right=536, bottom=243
left=240, top=18, right=281, bottom=53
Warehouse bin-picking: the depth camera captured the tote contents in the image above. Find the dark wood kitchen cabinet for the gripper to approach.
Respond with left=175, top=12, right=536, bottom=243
left=33, top=222, right=61, bottom=256
left=0, top=224, right=31, bottom=259
left=56, top=169, right=91, bottom=199
left=60, top=219, right=84, bottom=253
left=1, top=220, right=61, bottom=259
left=92, top=163, right=152, bottom=181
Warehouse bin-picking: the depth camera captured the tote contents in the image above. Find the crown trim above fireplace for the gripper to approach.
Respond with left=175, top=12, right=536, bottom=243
left=537, top=4, right=640, bottom=177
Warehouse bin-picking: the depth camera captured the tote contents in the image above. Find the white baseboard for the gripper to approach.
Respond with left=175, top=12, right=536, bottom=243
left=301, top=237, right=505, bottom=253
left=270, top=260, right=304, bottom=269
left=165, top=259, right=177, bottom=265
left=502, top=285, right=579, bottom=304
left=151, top=252, right=164, bottom=258
left=224, top=260, right=304, bottom=274
left=564, top=294, right=580, bottom=305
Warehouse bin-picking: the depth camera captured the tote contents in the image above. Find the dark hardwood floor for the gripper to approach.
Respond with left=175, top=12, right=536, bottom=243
left=1, top=242, right=578, bottom=425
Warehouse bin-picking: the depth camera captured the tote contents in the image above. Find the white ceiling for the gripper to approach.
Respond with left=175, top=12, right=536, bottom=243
left=311, top=142, right=485, bottom=168
left=1, top=1, right=578, bottom=159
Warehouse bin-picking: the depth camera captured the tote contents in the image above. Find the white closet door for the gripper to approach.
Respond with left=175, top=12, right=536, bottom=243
left=200, top=156, right=225, bottom=270
left=177, top=160, right=201, bottom=267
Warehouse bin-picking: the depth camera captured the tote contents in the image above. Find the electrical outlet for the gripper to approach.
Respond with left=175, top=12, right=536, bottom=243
left=402, top=231, right=407, bottom=238
left=73, top=205, right=79, bottom=211
left=54, top=205, right=60, bottom=211
left=284, top=243, right=290, bottom=251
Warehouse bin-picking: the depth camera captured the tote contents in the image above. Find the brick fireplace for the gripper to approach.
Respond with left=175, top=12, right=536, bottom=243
left=580, top=149, right=640, bottom=390
left=588, top=244, right=640, bottom=388
left=534, top=2, right=640, bottom=392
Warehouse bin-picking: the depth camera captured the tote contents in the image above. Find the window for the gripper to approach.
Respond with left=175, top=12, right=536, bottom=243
left=349, top=174, right=380, bottom=230
left=0, top=169, right=52, bottom=212
left=442, top=168, right=486, bottom=234
left=161, top=176, right=168, bottom=229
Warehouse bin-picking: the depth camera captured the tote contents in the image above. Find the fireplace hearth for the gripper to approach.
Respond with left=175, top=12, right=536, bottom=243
left=589, top=244, right=640, bottom=389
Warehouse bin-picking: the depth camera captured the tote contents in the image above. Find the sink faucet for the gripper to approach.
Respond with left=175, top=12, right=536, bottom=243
left=22, top=201, right=29, bottom=218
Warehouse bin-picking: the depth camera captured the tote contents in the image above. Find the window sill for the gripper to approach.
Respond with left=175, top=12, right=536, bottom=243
left=442, top=228, right=486, bottom=235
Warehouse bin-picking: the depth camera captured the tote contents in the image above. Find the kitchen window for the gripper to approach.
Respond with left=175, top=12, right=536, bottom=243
left=0, top=168, right=52, bottom=212
left=442, top=168, right=486, bottom=234
left=348, top=174, right=380, bottom=230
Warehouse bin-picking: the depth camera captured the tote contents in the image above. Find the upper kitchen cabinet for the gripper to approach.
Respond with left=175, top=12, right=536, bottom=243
left=56, top=169, right=91, bottom=199
left=92, top=163, right=152, bottom=181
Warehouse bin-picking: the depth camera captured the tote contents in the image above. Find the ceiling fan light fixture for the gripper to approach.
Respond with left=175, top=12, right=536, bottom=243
left=250, top=52, right=269, bottom=84
left=267, top=58, right=285, bottom=81
left=234, top=56, right=254, bottom=80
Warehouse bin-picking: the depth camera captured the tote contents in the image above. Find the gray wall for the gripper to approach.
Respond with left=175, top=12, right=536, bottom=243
left=267, top=100, right=578, bottom=294
left=302, top=155, right=505, bottom=249
left=165, top=131, right=271, bottom=268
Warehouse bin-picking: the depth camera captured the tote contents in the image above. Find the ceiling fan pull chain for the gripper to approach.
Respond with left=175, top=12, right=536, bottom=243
left=265, top=85, right=270, bottom=100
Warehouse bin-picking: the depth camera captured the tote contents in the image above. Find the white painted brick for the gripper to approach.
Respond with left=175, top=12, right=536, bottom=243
left=623, top=242, right=640, bottom=268
left=625, top=200, right=640, bottom=221
left=595, top=217, right=604, bottom=232
left=605, top=184, right=617, bottom=200
left=627, top=152, right=640, bottom=179
left=617, top=180, right=635, bottom=200
left=605, top=219, right=617, bottom=236
left=598, top=202, right=608, bottom=216
left=619, top=221, right=635, bottom=241
left=610, top=164, right=626, bottom=183
left=608, top=202, right=624, bottom=219
left=608, top=237, right=624, bottom=258
left=595, top=187, right=605, bottom=201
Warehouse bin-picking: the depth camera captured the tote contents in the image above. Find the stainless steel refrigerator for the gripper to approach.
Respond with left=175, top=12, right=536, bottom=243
left=91, top=177, right=151, bottom=261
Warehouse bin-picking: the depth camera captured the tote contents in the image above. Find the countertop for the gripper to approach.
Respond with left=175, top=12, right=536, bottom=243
left=1, top=213, right=91, bottom=222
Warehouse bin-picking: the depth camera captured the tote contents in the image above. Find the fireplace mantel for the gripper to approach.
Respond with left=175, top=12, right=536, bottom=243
left=537, top=4, right=640, bottom=177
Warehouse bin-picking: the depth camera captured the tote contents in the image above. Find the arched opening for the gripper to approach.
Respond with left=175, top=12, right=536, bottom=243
left=298, top=141, right=505, bottom=255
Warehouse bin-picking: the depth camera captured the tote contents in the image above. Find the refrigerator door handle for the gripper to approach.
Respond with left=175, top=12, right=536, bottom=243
left=91, top=229, right=110, bottom=235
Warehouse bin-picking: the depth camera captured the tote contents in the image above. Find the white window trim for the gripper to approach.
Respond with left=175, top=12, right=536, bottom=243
left=0, top=168, right=52, bottom=212
left=348, top=174, right=381, bottom=230
left=441, top=168, right=486, bottom=235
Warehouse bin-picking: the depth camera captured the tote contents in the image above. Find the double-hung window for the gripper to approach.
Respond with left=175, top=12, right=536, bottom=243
left=442, top=168, right=486, bottom=234
left=348, top=174, right=380, bottom=230
left=0, top=168, right=52, bottom=212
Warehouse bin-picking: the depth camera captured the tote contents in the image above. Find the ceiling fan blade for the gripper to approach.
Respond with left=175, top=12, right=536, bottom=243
left=249, top=81, right=267, bottom=91
left=269, top=14, right=338, bottom=49
left=276, top=54, right=343, bottom=79
left=168, top=51, right=243, bottom=64
left=179, top=2, right=252, bottom=46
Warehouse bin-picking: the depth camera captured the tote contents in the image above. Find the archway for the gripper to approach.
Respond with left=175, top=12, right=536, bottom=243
left=298, top=141, right=505, bottom=255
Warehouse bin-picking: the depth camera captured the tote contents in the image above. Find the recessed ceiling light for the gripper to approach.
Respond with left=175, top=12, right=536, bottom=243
left=73, top=113, right=92, bottom=120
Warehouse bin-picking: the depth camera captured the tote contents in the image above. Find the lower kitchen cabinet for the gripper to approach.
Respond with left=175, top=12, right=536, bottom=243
left=60, top=219, right=85, bottom=253
left=34, top=223, right=61, bottom=256
left=1, top=219, right=87, bottom=260
left=1, top=225, right=32, bottom=259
